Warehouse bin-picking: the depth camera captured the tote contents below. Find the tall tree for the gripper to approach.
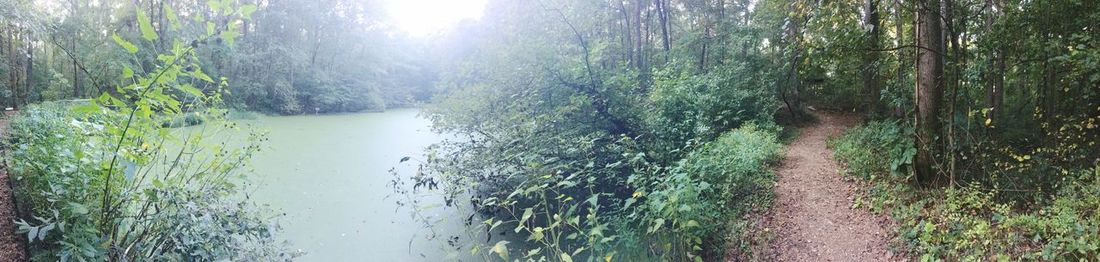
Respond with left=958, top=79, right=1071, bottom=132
left=861, top=0, right=882, bottom=115
left=914, top=0, right=945, bottom=185
left=982, top=0, right=1004, bottom=125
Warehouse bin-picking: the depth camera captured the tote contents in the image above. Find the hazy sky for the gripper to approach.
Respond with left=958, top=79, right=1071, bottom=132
left=386, top=0, right=488, bottom=36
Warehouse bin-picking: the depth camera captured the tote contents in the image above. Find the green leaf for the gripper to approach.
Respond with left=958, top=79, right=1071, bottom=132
left=206, top=0, right=222, bottom=14
left=68, top=203, right=88, bottom=215
left=525, top=247, right=542, bottom=258
left=649, top=218, right=665, bottom=233
left=26, top=227, right=37, bottom=242
left=112, top=33, right=138, bottom=53
left=192, top=68, right=215, bottom=83
left=71, top=102, right=101, bottom=114
left=176, top=84, right=204, bottom=97
left=38, top=224, right=53, bottom=241
left=561, top=253, right=573, bottom=262
left=520, top=208, right=534, bottom=225
left=206, top=21, right=216, bottom=36
left=121, top=66, right=134, bottom=81
left=220, top=29, right=240, bottom=46
left=531, top=227, right=544, bottom=241
left=239, top=4, right=258, bottom=19
left=143, top=188, right=159, bottom=201
left=136, top=9, right=158, bottom=41
left=164, top=3, right=181, bottom=29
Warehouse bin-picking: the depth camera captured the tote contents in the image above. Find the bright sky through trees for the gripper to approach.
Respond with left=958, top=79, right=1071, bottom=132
left=385, top=0, right=488, bottom=36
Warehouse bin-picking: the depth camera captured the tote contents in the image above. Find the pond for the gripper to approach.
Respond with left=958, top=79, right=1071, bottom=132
left=214, top=109, right=470, bottom=261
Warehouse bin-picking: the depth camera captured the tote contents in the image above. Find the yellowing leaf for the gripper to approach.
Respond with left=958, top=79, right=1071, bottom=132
left=984, top=118, right=992, bottom=126
left=491, top=240, right=509, bottom=260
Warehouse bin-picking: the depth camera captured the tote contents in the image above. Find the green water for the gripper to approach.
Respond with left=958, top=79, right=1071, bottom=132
left=217, top=109, right=469, bottom=261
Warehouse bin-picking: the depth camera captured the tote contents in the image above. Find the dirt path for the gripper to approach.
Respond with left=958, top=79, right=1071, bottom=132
left=0, top=112, right=26, bottom=261
left=761, top=111, right=897, bottom=261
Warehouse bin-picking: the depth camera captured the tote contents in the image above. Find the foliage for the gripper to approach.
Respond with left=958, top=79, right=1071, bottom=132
left=634, top=125, right=782, bottom=259
left=222, top=0, right=432, bottom=114
left=829, top=121, right=916, bottom=179
left=7, top=104, right=290, bottom=261
left=648, top=63, right=780, bottom=159
left=0, top=0, right=433, bottom=114
left=833, top=122, right=1100, bottom=261
left=4, top=2, right=294, bottom=261
left=388, top=0, right=790, bottom=260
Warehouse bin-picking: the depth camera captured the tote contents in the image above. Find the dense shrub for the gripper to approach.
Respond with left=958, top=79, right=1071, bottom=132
left=829, top=121, right=916, bottom=179
left=638, top=124, right=782, bottom=258
left=648, top=63, right=779, bottom=159
left=394, top=120, right=781, bottom=261
left=229, top=72, right=387, bottom=114
left=832, top=122, right=1100, bottom=261
left=6, top=103, right=290, bottom=260
left=389, top=3, right=786, bottom=261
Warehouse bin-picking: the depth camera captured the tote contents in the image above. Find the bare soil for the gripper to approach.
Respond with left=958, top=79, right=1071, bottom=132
left=757, top=111, right=899, bottom=261
left=0, top=112, right=26, bottom=261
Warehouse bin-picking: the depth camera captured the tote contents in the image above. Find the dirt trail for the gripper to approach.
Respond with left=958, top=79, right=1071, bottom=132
left=0, top=112, right=26, bottom=261
left=761, top=111, right=897, bottom=261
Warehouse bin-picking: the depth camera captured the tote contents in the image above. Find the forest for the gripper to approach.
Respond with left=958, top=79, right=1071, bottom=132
left=0, top=0, right=1097, bottom=261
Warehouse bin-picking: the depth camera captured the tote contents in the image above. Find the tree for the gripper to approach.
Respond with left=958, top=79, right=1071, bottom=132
left=914, top=0, right=945, bottom=185
left=862, top=0, right=882, bottom=115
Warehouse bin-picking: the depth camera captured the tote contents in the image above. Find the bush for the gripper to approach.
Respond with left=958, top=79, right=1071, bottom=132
left=648, top=64, right=779, bottom=157
left=6, top=103, right=292, bottom=261
left=162, top=112, right=206, bottom=128
left=832, top=122, right=1100, bottom=261
left=829, top=121, right=916, bottom=179
left=640, top=124, right=782, bottom=258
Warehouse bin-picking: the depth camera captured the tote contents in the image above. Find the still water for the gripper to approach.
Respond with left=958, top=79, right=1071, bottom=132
left=214, top=109, right=469, bottom=261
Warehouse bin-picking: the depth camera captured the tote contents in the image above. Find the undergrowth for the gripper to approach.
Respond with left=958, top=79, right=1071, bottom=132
left=831, top=121, right=1099, bottom=261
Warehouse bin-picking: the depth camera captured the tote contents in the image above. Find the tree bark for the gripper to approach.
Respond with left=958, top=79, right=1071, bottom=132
left=618, top=0, right=633, bottom=67
left=632, top=0, right=644, bottom=70
left=915, top=0, right=945, bottom=185
left=655, top=0, right=671, bottom=59
left=862, top=0, right=882, bottom=116
left=983, top=0, right=1004, bottom=125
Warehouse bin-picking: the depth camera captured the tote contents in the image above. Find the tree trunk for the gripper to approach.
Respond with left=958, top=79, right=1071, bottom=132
left=862, top=0, right=882, bottom=116
left=655, top=0, right=671, bottom=60
left=632, top=0, right=644, bottom=70
left=25, top=34, right=33, bottom=107
left=915, top=0, right=945, bottom=185
left=893, top=2, right=908, bottom=118
left=618, top=0, right=633, bottom=67
left=983, top=0, right=1004, bottom=125
left=72, top=33, right=83, bottom=98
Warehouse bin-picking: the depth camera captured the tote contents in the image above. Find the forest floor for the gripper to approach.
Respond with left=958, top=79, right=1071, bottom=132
left=0, top=111, right=26, bottom=261
left=756, top=111, right=900, bottom=261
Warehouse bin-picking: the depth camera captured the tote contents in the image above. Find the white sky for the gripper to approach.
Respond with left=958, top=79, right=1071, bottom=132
left=385, top=0, right=488, bottom=37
